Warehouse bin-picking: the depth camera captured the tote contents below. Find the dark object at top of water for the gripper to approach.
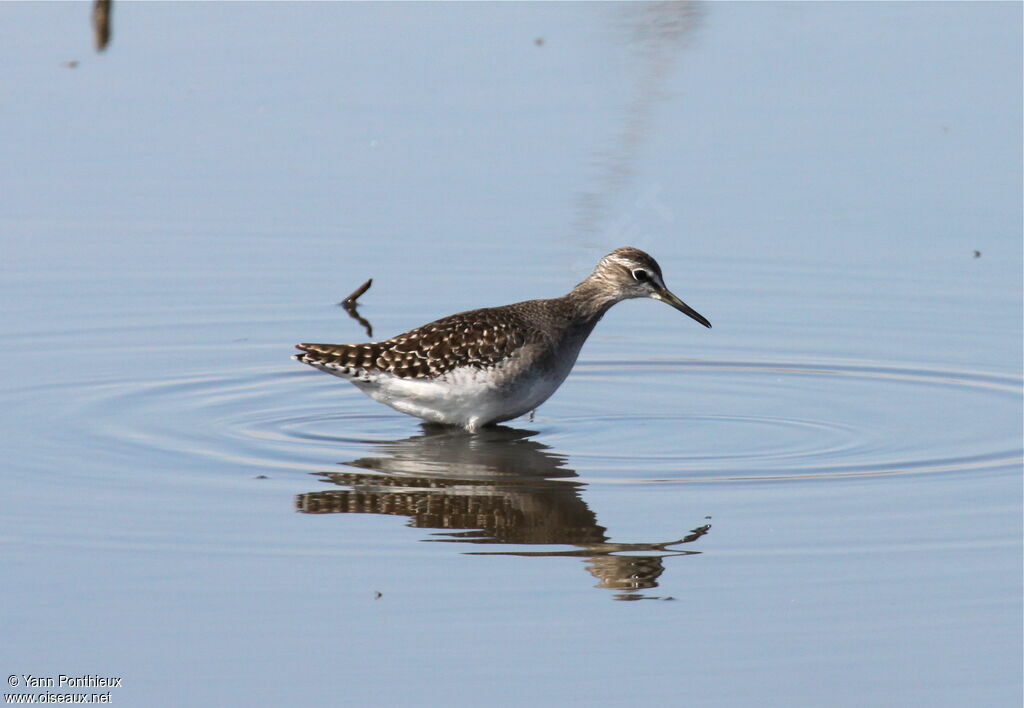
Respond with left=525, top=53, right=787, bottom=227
left=973, top=250, right=981, bottom=258
left=534, top=37, right=545, bottom=46
left=93, top=0, right=112, bottom=52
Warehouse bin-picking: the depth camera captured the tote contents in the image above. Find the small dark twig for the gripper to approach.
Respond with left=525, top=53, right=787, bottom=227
left=338, top=278, right=374, bottom=339
left=341, top=278, right=373, bottom=306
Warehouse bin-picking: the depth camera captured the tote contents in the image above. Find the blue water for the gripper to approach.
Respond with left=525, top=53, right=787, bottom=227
left=2, top=2, right=1021, bottom=706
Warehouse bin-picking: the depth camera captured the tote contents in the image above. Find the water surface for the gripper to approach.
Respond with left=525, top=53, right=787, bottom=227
left=2, top=2, right=1021, bottom=706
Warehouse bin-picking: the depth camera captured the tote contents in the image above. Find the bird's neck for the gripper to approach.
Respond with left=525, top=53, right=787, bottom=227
left=562, top=278, right=621, bottom=326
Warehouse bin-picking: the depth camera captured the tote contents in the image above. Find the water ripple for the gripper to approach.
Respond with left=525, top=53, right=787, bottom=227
left=15, top=358, right=1021, bottom=484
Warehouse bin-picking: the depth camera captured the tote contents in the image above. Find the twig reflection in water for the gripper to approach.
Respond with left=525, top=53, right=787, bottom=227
left=295, top=425, right=710, bottom=600
left=92, top=0, right=112, bottom=52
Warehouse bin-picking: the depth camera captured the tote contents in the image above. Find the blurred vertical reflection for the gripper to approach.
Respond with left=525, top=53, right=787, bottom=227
left=296, top=425, right=710, bottom=600
left=92, top=0, right=112, bottom=52
left=573, top=1, right=701, bottom=242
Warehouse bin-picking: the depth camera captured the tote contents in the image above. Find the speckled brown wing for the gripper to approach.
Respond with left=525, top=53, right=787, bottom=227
left=294, top=307, right=538, bottom=380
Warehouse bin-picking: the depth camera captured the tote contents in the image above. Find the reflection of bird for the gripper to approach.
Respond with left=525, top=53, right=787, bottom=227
left=343, top=424, right=574, bottom=481
left=295, top=248, right=710, bottom=430
left=294, top=425, right=711, bottom=598
left=297, top=425, right=598, bottom=545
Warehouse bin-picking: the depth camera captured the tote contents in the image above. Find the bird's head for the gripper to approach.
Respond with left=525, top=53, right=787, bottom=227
left=590, top=247, right=711, bottom=328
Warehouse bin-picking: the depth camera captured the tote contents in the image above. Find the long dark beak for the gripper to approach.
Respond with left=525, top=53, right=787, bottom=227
left=653, top=288, right=712, bottom=328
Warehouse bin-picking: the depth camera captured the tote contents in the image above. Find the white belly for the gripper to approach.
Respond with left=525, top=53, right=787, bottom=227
left=352, top=350, right=578, bottom=431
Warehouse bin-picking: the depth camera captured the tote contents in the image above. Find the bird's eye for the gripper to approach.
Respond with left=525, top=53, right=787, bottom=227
left=632, top=269, right=650, bottom=283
